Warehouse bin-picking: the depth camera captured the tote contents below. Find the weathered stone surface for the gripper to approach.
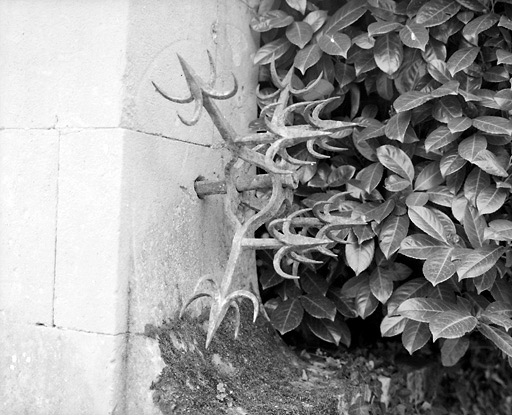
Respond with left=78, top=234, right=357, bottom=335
left=0, top=0, right=129, bottom=129
left=121, top=129, right=232, bottom=334
left=53, top=129, right=129, bottom=334
left=0, top=130, right=59, bottom=325
left=0, top=315, right=126, bottom=415
left=125, top=334, right=166, bottom=415
left=121, top=0, right=258, bottom=146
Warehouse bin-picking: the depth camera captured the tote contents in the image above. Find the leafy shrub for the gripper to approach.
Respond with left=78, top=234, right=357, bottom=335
left=250, top=0, right=512, bottom=366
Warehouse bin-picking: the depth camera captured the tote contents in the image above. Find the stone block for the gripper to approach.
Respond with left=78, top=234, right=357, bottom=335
left=125, top=334, right=165, bottom=415
left=0, top=1, right=129, bottom=128
left=53, top=129, right=128, bottom=334
left=122, top=0, right=259, bottom=146
left=0, top=315, right=126, bottom=415
left=121, top=129, right=233, bottom=334
left=0, top=130, right=59, bottom=325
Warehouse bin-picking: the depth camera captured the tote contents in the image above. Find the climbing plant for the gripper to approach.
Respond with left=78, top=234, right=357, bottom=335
left=250, top=0, right=512, bottom=366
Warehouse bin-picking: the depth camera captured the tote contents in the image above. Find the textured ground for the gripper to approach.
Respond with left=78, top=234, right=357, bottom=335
left=147, top=304, right=512, bottom=415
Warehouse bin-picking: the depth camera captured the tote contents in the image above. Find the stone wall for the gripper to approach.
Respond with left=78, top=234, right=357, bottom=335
left=0, top=1, right=259, bottom=413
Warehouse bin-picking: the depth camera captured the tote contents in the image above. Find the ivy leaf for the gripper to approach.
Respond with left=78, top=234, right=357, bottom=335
left=303, top=10, right=328, bottom=32
left=423, top=248, right=457, bottom=286
left=334, top=62, right=356, bottom=89
left=447, top=116, right=472, bottom=133
left=396, top=298, right=457, bottom=322
left=270, top=298, right=304, bottom=335
left=368, top=21, right=403, bottom=37
left=414, top=161, right=444, bottom=191
left=400, top=234, right=448, bottom=259
left=399, top=21, right=429, bottom=51
left=388, top=279, right=433, bottom=315
left=376, top=145, right=414, bottom=182
left=474, top=269, right=497, bottom=294
left=429, top=187, right=455, bottom=208
left=486, top=220, right=512, bottom=241
left=454, top=0, right=486, bottom=13
left=472, top=150, right=509, bottom=177
left=355, top=200, right=395, bottom=223
left=346, top=235, right=375, bottom=275
left=353, top=224, right=375, bottom=244
left=328, top=287, right=357, bottom=318
left=408, top=206, right=450, bottom=243
left=318, top=32, right=351, bottom=57
left=285, top=0, right=307, bottom=14
left=374, top=33, right=404, bottom=75
left=455, top=246, right=506, bottom=279
left=431, top=16, right=464, bottom=43
left=441, top=337, right=470, bottom=366
left=425, top=126, right=460, bottom=152
left=430, top=310, right=477, bottom=341
left=427, top=59, right=451, bottom=83
left=349, top=47, right=377, bottom=76
left=384, top=175, right=411, bottom=192
left=499, top=15, right=512, bottom=30
left=446, top=47, right=480, bottom=76
left=480, top=309, right=512, bottom=331
left=307, top=317, right=351, bottom=346
left=494, top=89, right=512, bottom=111
left=379, top=214, right=410, bottom=259
left=431, top=80, right=460, bottom=98
left=394, top=91, right=433, bottom=113
left=367, top=0, right=399, bottom=17
left=497, top=49, right=512, bottom=65
left=478, top=324, right=512, bottom=358
left=300, top=270, right=329, bottom=296
left=406, top=192, right=429, bottom=207
left=491, top=279, right=512, bottom=304
left=260, top=267, right=284, bottom=290
left=458, top=134, right=487, bottom=162
left=462, top=13, right=499, bottom=43
left=254, top=38, right=293, bottom=65
left=440, top=150, right=467, bottom=177
left=369, top=266, right=394, bottom=304
left=463, top=204, right=486, bottom=248
left=385, top=112, right=411, bottom=142
left=472, top=116, right=512, bottom=135
left=381, top=315, right=408, bottom=337
left=376, top=72, right=394, bottom=101
left=402, top=320, right=431, bottom=354
left=251, top=10, right=294, bottom=32
left=415, top=0, right=461, bottom=28
left=355, top=283, right=380, bottom=319
left=324, top=0, right=367, bottom=33
left=286, top=22, right=314, bottom=48
left=483, top=66, right=510, bottom=83
left=486, top=301, right=512, bottom=317
left=463, top=167, right=490, bottom=205
left=432, top=96, right=463, bottom=123
left=356, top=162, right=384, bottom=193
left=294, top=43, right=323, bottom=75
left=299, top=294, right=337, bottom=321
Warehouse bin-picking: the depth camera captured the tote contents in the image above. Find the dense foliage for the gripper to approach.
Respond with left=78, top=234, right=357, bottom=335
left=250, top=0, right=512, bottom=366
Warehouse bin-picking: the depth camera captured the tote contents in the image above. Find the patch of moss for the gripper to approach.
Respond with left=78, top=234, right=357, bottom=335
left=149, top=303, right=360, bottom=415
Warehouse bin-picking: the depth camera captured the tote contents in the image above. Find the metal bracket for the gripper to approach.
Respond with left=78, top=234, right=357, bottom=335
left=153, top=52, right=363, bottom=347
